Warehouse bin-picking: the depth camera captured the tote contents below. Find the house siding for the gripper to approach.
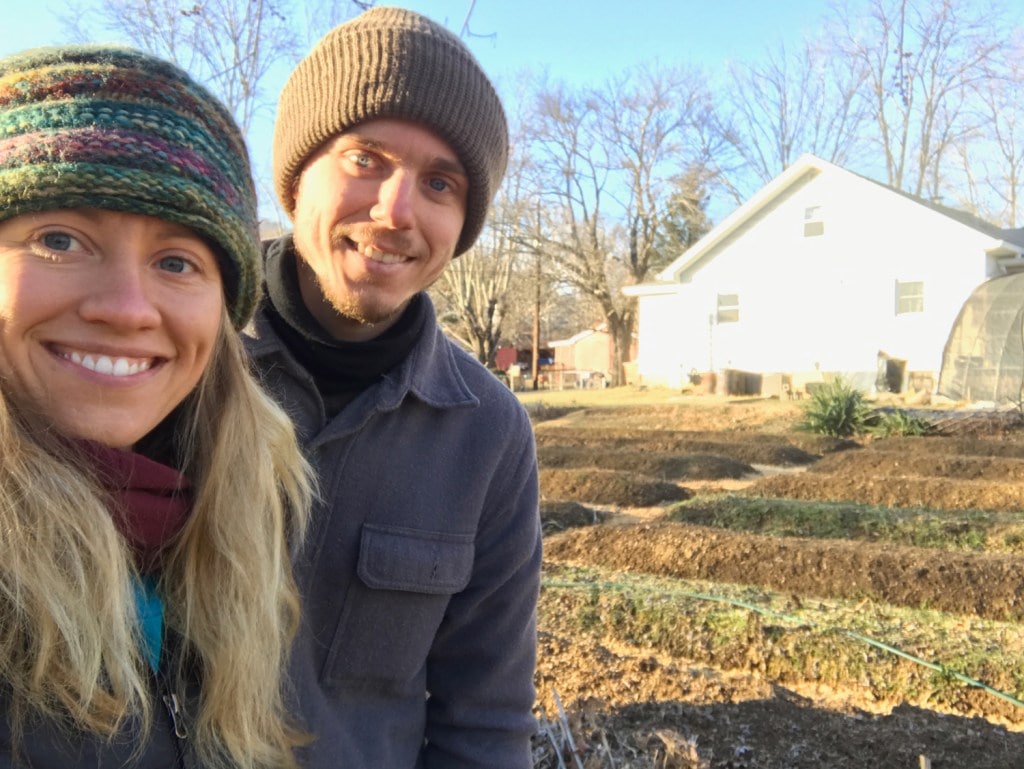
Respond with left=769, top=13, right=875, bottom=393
left=632, top=157, right=1005, bottom=392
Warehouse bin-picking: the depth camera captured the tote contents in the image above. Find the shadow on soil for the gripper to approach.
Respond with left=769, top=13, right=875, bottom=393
left=535, top=694, right=1024, bottom=769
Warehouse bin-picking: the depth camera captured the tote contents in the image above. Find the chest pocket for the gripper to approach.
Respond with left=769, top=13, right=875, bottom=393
left=323, top=524, right=475, bottom=687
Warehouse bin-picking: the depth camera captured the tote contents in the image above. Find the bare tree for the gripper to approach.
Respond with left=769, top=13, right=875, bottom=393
left=432, top=86, right=546, bottom=369
left=434, top=229, right=514, bottom=367
left=722, top=38, right=872, bottom=187
left=830, top=0, right=1003, bottom=201
left=63, top=0, right=370, bottom=134
left=955, top=31, right=1024, bottom=227
left=433, top=161, right=532, bottom=368
left=599, top=65, right=718, bottom=278
left=525, top=66, right=716, bottom=385
left=64, top=0, right=308, bottom=134
left=526, top=80, right=617, bottom=378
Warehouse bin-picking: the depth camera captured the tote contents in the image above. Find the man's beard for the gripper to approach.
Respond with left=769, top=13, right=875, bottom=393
left=302, top=224, right=409, bottom=328
left=319, top=276, right=400, bottom=329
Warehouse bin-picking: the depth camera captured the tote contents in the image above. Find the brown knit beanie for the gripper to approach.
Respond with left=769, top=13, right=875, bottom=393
left=273, top=6, right=508, bottom=256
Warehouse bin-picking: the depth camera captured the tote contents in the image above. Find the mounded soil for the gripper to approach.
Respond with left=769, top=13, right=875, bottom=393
left=534, top=633, right=1024, bottom=769
left=544, top=521, right=1024, bottom=622
left=532, top=398, right=1024, bottom=768
left=540, top=468, right=694, bottom=506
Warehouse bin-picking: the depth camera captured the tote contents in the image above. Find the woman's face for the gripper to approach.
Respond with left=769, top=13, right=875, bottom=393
left=0, top=208, right=224, bottom=449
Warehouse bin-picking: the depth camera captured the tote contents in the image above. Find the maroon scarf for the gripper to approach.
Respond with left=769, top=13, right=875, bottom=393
left=81, top=441, right=193, bottom=569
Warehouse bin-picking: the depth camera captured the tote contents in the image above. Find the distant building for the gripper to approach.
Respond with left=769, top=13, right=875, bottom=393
left=547, top=325, right=636, bottom=389
left=494, top=346, right=553, bottom=371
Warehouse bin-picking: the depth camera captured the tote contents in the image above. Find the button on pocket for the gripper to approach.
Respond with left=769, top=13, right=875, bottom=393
left=322, top=524, right=475, bottom=686
left=358, top=524, right=475, bottom=593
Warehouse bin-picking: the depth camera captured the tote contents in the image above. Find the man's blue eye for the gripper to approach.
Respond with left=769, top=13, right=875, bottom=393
left=42, top=232, right=74, bottom=251
left=429, top=178, right=448, bottom=192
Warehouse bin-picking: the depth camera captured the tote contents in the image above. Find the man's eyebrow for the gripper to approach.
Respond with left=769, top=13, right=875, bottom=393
left=342, top=132, right=384, bottom=150
left=431, top=157, right=467, bottom=177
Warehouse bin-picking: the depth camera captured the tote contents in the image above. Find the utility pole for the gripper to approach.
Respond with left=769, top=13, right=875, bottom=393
left=531, top=246, right=541, bottom=390
left=531, top=206, right=542, bottom=391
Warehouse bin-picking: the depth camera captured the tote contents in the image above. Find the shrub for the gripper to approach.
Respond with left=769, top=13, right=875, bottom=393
left=799, top=376, right=872, bottom=437
left=870, top=408, right=933, bottom=437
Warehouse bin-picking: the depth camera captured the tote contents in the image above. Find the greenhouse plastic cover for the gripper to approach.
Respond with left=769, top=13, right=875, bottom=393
left=938, top=272, right=1024, bottom=405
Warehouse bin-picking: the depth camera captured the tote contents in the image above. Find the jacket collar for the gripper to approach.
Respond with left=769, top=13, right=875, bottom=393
left=247, top=290, right=480, bottom=416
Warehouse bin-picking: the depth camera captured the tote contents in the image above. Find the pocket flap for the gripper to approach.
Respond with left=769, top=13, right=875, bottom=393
left=358, top=524, right=474, bottom=594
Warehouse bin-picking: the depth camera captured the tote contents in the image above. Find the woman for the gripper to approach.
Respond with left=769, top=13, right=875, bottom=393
left=0, top=46, right=312, bottom=768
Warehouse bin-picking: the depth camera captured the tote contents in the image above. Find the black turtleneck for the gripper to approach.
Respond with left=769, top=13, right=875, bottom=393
left=262, top=235, right=427, bottom=417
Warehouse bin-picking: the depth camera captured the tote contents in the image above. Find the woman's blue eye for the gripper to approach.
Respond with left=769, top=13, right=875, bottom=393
left=158, top=255, right=191, bottom=273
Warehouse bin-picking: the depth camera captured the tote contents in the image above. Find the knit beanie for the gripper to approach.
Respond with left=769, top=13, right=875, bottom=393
left=0, top=45, right=260, bottom=329
left=273, top=6, right=508, bottom=256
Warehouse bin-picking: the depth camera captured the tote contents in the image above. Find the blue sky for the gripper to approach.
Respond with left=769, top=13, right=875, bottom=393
left=1, top=1, right=833, bottom=79
left=0, top=0, right=837, bottom=220
left=395, top=0, right=833, bottom=85
left=1, top=0, right=1019, bottom=222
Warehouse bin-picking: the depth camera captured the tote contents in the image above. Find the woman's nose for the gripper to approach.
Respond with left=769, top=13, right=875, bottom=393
left=78, top=263, right=161, bottom=329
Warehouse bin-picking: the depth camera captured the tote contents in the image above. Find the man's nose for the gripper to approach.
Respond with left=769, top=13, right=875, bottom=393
left=370, top=170, right=416, bottom=229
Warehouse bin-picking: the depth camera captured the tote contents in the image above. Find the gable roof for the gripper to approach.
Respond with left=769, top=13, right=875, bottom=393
left=549, top=327, right=601, bottom=348
left=869, top=178, right=1018, bottom=242
left=625, top=154, right=1024, bottom=296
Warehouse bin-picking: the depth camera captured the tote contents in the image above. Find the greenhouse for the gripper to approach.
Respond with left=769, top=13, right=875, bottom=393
left=938, top=272, right=1024, bottom=405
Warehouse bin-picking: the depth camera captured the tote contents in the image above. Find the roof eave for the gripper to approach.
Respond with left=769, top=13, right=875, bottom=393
left=655, top=153, right=832, bottom=283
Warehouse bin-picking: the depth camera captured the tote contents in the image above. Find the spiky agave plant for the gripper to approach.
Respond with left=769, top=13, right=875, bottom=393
left=799, top=376, right=872, bottom=437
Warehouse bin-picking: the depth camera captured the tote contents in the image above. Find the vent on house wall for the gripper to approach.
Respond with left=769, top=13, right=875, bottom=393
left=716, top=293, right=739, bottom=323
left=804, top=205, right=824, bottom=237
left=895, top=279, right=924, bottom=314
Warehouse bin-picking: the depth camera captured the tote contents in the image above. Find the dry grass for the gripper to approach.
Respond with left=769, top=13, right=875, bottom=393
left=533, top=690, right=709, bottom=769
left=518, top=386, right=701, bottom=412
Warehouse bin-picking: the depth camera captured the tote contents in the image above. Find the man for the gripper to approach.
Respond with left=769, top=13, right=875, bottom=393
left=243, top=7, right=541, bottom=769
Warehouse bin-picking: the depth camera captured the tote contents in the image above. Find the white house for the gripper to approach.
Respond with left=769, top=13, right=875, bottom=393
left=624, top=154, right=1024, bottom=395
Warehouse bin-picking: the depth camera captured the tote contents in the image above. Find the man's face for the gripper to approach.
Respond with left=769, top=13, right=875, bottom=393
left=291, top=118, right=468, bottom=342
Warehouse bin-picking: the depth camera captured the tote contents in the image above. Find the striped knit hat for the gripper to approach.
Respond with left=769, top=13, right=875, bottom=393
left=0, top=46, right=260, bottom=329
left=273, top=6, right=509, bottom=256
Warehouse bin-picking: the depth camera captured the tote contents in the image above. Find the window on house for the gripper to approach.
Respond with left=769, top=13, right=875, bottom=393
left=717, top=293, right=739, bottom=323
left=804, top=205, right=824, bottom=237
left=895, top=280, right=924, bottom=314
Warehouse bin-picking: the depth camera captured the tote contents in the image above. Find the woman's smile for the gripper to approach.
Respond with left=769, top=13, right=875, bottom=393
left=0, top=208, right=223, bottom=448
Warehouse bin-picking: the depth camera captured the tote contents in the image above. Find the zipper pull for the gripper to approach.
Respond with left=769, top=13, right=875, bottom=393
left=162, top=692, right=189, bottom=739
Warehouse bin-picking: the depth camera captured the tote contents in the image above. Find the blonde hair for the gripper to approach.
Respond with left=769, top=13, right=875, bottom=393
left=0, top=317, right=312, bottom=769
